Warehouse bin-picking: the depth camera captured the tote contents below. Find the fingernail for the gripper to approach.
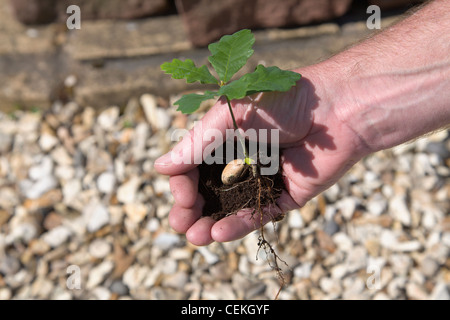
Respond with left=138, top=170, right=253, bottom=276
left=155, top=152, right=172, bottom=167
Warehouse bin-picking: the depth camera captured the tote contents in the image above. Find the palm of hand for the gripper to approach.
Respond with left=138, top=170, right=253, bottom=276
left=155, top=76, right=363, bottom=245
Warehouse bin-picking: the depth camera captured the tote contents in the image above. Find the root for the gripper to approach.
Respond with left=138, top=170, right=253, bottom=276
left=253, top=169, right=289, bottom=300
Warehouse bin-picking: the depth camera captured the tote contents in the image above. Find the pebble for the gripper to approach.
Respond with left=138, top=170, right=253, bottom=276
left=97, top=106, right=120, bottom=131
left=97, top=172, right=116, bottom=194
left=39, top=132, right=59, bottom=152
left=51, top=146, right=73, bottom=166
left=110, top=280, right=129, bottom=296
left=0, top=91, right=447, bottom=300
left=288, top=209, right=303, bottom=229
left=42, top=226, right=72, bottom=247
left=91, top=287, right=112, bottom=300
left=367, top=192, right=387, bottom=216
left=420, top=257, right=439, bottom=277
left=83, top=200, right=110, bottom=233
left=336, top=197, right=359, bottom=220
left=123, top=265, right=150, bottom=290
left=89, top=239, right=112, bottom=259
left=86, top=261, right=114, bottom=289
left=0, top=255, right=20, bottom=275
left=22, top=176, right=58, bottom=200
left=319, top=277, right=342, bottom=297
left=140, top=94, right=171, bottom=131
left=124, top=203, right=148, bottom=224
left=430, top=282, right=450, bottom=300
left=117, top=177, right=141, bottom=204
left=293, top=262, right=312, bottom=279
left=197, top=246, right=220, bottom=265
left=0, top=131, right=13, bottom=153
left=389, top=195, right=411, bottom=226
left=62, top=179, right=82, bottom=204
left=153, top=232, right=181, bottom=251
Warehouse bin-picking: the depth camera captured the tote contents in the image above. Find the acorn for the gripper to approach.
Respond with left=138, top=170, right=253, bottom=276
left=221, top=159, right=247, bottom=185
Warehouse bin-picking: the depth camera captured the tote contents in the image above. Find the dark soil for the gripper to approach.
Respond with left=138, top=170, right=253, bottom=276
left=198, top=142, right=285, bottom=221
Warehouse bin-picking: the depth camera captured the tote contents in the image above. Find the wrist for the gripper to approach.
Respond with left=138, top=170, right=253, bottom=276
left=295, top=62, right=374, bottom=160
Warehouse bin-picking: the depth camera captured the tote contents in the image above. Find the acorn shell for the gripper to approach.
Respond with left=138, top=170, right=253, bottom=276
left=221, top=159, right=246, bottom=185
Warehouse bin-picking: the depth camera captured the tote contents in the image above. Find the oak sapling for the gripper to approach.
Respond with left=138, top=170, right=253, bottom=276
left=161, top=29, right=302, bottom=298
left=161, top=29, right=301, bottom=181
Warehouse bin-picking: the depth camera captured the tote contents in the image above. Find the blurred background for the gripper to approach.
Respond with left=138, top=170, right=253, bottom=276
left=0, top=0, right=448, bottom=300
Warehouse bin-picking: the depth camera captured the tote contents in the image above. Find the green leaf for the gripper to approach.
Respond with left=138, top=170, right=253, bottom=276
left=161, top=58, right=218, bottom=84
left=241, top=65, right=302, bottom=95
left=208, top=29, right=255, bottom=84
left=218, top=65, right=302, bottom=101
left=174, top=91, right=218, bottom=114
left=217, top=77, right=249, bottom=101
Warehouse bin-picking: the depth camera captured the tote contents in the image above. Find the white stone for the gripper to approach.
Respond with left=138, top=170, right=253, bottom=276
left=288, top=209, right=303, bottom=229
left=389, top=254, right=412, bottom=276
left=23, top=176, right=58, bottom=199
left=83, top=200, right=110, bottom=233
left=42, top=226, right=72, bottom=247
left=123, top=203, right=148, bottom=224
left=153, top=177, right=170, bottom=196
left=319, top=277, right=342, bottom=296
left=39, top=133, right=59, bottom=152
left=323, top=183, right=340, bottom=202
left=430, top=282, right=450, bottom=300
left=392, top=240, right=422, bottom=252
left=89, top=239, right=112, bottom=259
left=91, top=287, right=111, bottom=300
left=55, top=165, right=75, bottom=181
left=336, top=197, right=359, bottom=220
left=162, top=271, right=189, bottom=290
left=293, top=262, right=312, bottom=279
left=0, top=288, right=12, bottom=300
left=380, top=230, right=397, bottom=249
left=143, top=264, right=162, bottom=287
left=64, top=75, right=77, bottom=87
left=5, top=222, right=38, bottom=244
left=330, top=264, right=347, bottom=279
left=363, top=171, right=382, bottom=191
left=97, top=172, right=116, bottom=194
left=406, top=282, right=429, bottom=300
left=389, top=195, right=411, bottom=226
left=98, top=106, right=120, bottom=131
left=123, top=264, right=150, bottom=290
left=51, top=146, right=73, bottom=166
left=117, top=176, right=141, bottom=204
left=387, top=276, right=407, bottom=298
left=332, top=232, right=354, bottom=252
left=62, top=179, right=82, bottom=204
left=197, top=246, right=220, bottom=265
left=86, top=261, right=114, bottom=289
left=132, top=123, right=150, bottom=160
left=367, top=193, right=387, bottom=216
left=29, top=156, right=54, bottom=181
left=141, top=94, right=171, bottom=131
left=153, top=232, right=180, bottom=251
left=146, top=218, right=160, bottom=232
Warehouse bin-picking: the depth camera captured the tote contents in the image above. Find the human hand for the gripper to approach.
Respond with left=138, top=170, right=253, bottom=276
left=155, top=66, right=368, bottom=245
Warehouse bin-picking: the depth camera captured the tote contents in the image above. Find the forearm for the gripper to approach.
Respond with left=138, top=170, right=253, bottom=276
left=322, top=0, right=450, bottom=153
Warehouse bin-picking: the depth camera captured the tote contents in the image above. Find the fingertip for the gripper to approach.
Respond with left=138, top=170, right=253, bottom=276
left=169, top=195, right=204, bottom=234
left=211, top=209, right=255, bottom=242
left=186, top=217, right=216, bottom=246
left=169, top=169, right=199, bottom=208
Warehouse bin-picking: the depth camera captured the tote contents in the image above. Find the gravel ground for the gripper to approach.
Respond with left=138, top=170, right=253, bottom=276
left=0, top=93, right=449, bottom=300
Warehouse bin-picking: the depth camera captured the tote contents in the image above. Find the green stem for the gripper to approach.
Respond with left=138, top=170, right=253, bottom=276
left=226, top=98, right=250, bottom=162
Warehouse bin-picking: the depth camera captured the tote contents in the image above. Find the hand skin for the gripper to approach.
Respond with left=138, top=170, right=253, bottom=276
left=155, top=0, right=450, bottom=246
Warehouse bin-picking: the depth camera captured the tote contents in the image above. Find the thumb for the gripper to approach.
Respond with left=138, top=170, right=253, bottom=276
left=154, top=98, right=233, bottom=176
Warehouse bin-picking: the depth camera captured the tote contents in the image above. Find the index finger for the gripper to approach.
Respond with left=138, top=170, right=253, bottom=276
left=154, top=98, right=233, bottom=176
